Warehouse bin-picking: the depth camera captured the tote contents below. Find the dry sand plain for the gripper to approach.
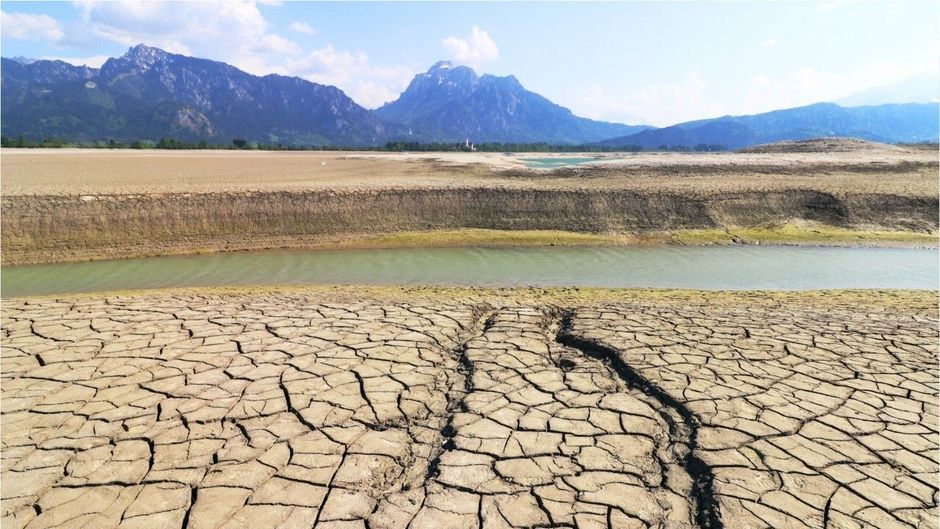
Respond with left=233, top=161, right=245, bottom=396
left=3, top=147, right=937, bottom=196
left=2, top=287, right=937, bottom=529
left=2, top=147, right=937, bottom=264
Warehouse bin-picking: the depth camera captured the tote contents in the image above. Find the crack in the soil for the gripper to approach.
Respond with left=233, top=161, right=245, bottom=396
left=180, top=486, right=197, bottom=529
left=556, top=310, right=724, bottom=529
left=425, top=312, right=495, bottom=482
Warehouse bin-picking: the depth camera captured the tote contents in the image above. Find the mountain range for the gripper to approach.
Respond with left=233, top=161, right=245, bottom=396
left=2, top=44, right=937, bottom=148
left=2, top=46, right=390, bottom=146
left=1, top=45, right=645, bottom=146
left=596, top=101, right=939, bottom=149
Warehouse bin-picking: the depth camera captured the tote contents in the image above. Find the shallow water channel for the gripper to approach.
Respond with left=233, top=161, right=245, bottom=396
left=2, top=246, right=937, bottom=297
left=521, top=157, right=600, bottom=168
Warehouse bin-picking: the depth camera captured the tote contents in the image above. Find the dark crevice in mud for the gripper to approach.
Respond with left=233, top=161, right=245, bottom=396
left=822, top=488, right=836, bottom=529
left=279, top=373, right=318, bottom=432
left=180, top=486, right=197, bottom=529
left=352, top=370, right=379, bottom=423
left=556, top=311, right=724, bottom=529
left=425, top=312, right=495, bottom=481
left=143, top=436, right=156, bottom=477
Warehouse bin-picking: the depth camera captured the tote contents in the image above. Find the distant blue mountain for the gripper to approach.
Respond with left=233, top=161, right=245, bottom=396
left=375, top=61, right=651, bottom=144
left=594, top=102, right=940, bottom=149
left=3, top=45, right=936, bottom=149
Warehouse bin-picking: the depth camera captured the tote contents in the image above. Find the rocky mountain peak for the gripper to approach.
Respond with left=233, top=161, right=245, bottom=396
left=99, top=44, right=172, bottom=78
left=122, top=44, right=170, bottom=66
left=375, top=60, right=646, bottom=143
left=2, top=45, right=392, bottom=146
left=421, top=60, right=478, bottom=84
left=429, top=60, right=454, bottom=71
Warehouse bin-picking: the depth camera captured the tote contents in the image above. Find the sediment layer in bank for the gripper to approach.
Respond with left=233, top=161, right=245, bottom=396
left=3, top=187, right=936, bottom=264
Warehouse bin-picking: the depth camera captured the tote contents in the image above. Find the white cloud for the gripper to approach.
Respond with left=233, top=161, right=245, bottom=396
left=735, top=60, right=936, bottom=112
left=47, top=1, right=412, bottom=107
left=575, top=72, right=715, bottom=126
left=1, top=11, right=65, bottom=42
left=41, top=54, right=111, bottom=68
left=442, top=26, right=498, bottom=67
left=284, top=45, right=414, bottom=107
left=288, top=21, right=315, bottom=35
left=573, top=58, right=938, bottom=126
left=286, top=45, right=370, bottom=86
left=351, top=80, right=402, bottom=108
left=72, top=0, right=295, bottom=75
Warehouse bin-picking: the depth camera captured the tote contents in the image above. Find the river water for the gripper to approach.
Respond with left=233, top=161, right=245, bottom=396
left=521, top=157, right=599, bottom=168
left=2, top=246, right=937, bottom=297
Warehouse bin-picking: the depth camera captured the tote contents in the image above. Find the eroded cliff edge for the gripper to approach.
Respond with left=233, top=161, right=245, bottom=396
left=2, top=150, right=936, bottom=264
left=2, top=187, right=935, bottom=264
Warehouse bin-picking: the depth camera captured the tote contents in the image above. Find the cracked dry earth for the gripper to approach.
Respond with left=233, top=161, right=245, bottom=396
left=2, top=293, right=937, bottom=529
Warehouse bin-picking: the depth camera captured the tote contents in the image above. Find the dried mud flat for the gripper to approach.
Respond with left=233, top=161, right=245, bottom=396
left=2, top=288, right=937, bottom=529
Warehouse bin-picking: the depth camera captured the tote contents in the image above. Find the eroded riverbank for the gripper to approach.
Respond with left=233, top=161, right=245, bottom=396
left=2, top=150, right=936, bottom=265
left=2, top=287, right=936, bottom=529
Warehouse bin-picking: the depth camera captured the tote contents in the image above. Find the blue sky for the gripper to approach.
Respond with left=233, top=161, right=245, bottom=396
left=2, top=1, right=937, bottom=126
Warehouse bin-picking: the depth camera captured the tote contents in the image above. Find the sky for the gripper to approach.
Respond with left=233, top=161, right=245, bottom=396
left=2, top=1, right=938, bottom=126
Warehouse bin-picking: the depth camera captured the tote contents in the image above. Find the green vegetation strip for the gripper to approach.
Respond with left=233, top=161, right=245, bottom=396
left=357, top=229, right=624, bottom=247
left=670, top=224, right=938, bottom=246
left=313, top=226, right=937, bottom=250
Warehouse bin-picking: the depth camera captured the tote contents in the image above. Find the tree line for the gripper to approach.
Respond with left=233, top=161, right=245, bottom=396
left=0, top=135, right=728, bottom=152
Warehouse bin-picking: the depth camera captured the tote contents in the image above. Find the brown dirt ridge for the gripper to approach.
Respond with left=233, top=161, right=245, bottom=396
left=737, top=137, right=907, bottom=154
left=2, top=148, right=937, bottom=265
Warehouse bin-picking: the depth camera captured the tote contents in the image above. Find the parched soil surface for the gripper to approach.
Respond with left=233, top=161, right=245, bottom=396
left=2, top=289, right=936, bottom=528
left=2, top=149, right=938, bottom=265
left=3, top=149, right=937, bottom=196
